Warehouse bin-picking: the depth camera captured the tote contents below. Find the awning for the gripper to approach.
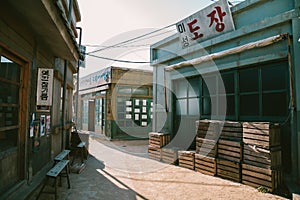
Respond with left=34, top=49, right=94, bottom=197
left=165, top=34, right=288, bottom=71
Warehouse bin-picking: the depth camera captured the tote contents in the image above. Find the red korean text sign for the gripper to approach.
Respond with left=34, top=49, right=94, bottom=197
left=176, top=0, right=235, bottom=48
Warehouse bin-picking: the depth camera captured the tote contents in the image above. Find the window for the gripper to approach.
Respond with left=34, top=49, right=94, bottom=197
left=220, top=72, right=235, bottom=116
left=133, top=87, right=148, bottom=95
left=118, top=86, right=149, bottom=96
left=261, top=62, right=288, bottom=116
left=82, top=100, right=88, bottom=124
left=201, top=73, right=231, bottom=117
left=118, top=87, right=131, bottom=94
left=0, top=56, right=21, bottom=151
left=239, top=68, right=259, bottom=117
left=95, top=98, right=105, bottom=126
left=173, top=60, right=289, bottom=121
left=116, top=97, right=152, bottom=128
left=239, top=68, right=259, bottom=92
left=239, top=61, right=288, bottom=119
left=174, top=77, right=200, bottom=116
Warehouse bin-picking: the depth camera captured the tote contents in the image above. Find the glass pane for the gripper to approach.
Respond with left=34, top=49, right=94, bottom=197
left=226, top=95, right=235, bottom=116
left=176, top=99, right=187, bottom=115
left=0, top=129, right=18, bottom=151
left=203, top=76, right=216, bottom=95
left=133, top=87, right=148, bottom=95
left=239, top=68, right=258, bottom=93
left=0, top=83, right=19, bottom=104
left=126, top=120, right=133, bottom=127
left=211, top=97, right=217, bottom=115
left=83, top=100, right=88, bottom=123
left=118, top=113, right=125, bottom=119
left=262, top=63, right=287, bottom=91
left=0, top=107, right=19, bottom=127
left=188, top=98, right=199, bottom=115
left=240, top=94, right=259, bottom=116
left=217, top=95, right=227, bottom=116
left=220, top=73, right=234, bottom=94
left=118, top=87, right=131, bottom=94
left=263, top=92, right=287, bottom=116
left=174, top=79, right=187, bottom=98
left=188, top=77, right=200, bottom=97
left=202, top=97, right=211, bottom=115
left=0, top=56, right=21, bottom=82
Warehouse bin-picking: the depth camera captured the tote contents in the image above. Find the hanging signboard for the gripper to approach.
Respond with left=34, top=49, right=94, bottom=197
left=79, top=67, right=111, bottom=90
left=79, top=45, right=86, bottom=68
left=176, top=0, right=235, bottom=48
left=36, top=68, right=54, bottom=106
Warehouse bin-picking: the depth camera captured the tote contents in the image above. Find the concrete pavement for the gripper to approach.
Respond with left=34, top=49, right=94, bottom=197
left=28, top=135, right=288, bottom=200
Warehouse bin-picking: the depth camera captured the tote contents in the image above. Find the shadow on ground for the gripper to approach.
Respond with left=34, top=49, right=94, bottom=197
left=29, top=154, right=147, bottom=200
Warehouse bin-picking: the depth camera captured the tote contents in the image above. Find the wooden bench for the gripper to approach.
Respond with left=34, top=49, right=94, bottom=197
left=54, top=149, right=70, bottom=162
left=54, top=149, right=70, bottom=174
left=36, top=160, right=70, bottom=200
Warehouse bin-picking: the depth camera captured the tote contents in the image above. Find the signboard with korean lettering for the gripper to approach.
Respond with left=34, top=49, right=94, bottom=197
left=176, top=0, right=235, bottom=48
left=79, top=67, right=111, bottom=90
left=36, top=68, right=54, bottom=106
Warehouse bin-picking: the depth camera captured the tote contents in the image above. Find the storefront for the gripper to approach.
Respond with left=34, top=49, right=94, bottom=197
left=0, top=1, right=82, bottom=198
left=79, top=66, right=153, bottom=140
left=151, top=0, right=300, bottom=190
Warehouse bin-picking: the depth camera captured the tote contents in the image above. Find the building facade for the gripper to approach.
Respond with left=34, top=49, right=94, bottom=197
left=78, top=67, right=153, bottom=140
left=151, top=0, right=300, bottom=191
left=0, top=1, right=82, bottom=199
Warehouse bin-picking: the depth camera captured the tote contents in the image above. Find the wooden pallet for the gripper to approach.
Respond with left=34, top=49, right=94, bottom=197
left=243, top=122, right=281, bottom=149
left=149, top=132, right=170, bottom=149
left=217, top=139, right=242, bottom=163
left=161, top=147, right=178, bottom=164
left=178, top=151, right=195, bottom=170
left=242, top=163, right=282, bottom=192
left=220, top=121, right=243, bottom=141
left=195, top=154, right=216, bottom=176
left=217, top=158, right=241, bottom=183
left=148, top=145, right=161, bottom=161
left=243, top=144, right=281, bottom=169
left=196, top=138, right=217, bottom=157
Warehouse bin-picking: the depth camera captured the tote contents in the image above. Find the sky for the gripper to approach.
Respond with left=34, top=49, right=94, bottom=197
left=76, top=0, right=216, bottom=77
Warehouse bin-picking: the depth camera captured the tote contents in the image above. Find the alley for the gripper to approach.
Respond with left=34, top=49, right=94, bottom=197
left=29, top=135, right=287, bottom=200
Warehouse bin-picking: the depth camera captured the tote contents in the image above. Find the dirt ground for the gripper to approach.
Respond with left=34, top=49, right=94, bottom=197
left=29, top=136, right=289, bottom=200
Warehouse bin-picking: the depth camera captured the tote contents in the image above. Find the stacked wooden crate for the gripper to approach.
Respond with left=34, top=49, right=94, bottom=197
left=178, top=151, right=195, bottom=170
left=217, top=121, right=243, bottom=183
left=161, top=147, right=179, bottom=164
left=242, top=122, right=282, bottom=192
left=194, top=120, right=218, bottom=176
left=148, top=132, right=170, bottom=161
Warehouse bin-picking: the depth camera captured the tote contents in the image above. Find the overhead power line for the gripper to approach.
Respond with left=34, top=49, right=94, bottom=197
left=115, top=29, right=176, bottom=47
left=88, top=54, right=150, bottom=64
left=85, top=29, right=175, bottom=51
left=86, top=23, right=176, bottom=55
left=85, top=44, right=152, bottom=48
